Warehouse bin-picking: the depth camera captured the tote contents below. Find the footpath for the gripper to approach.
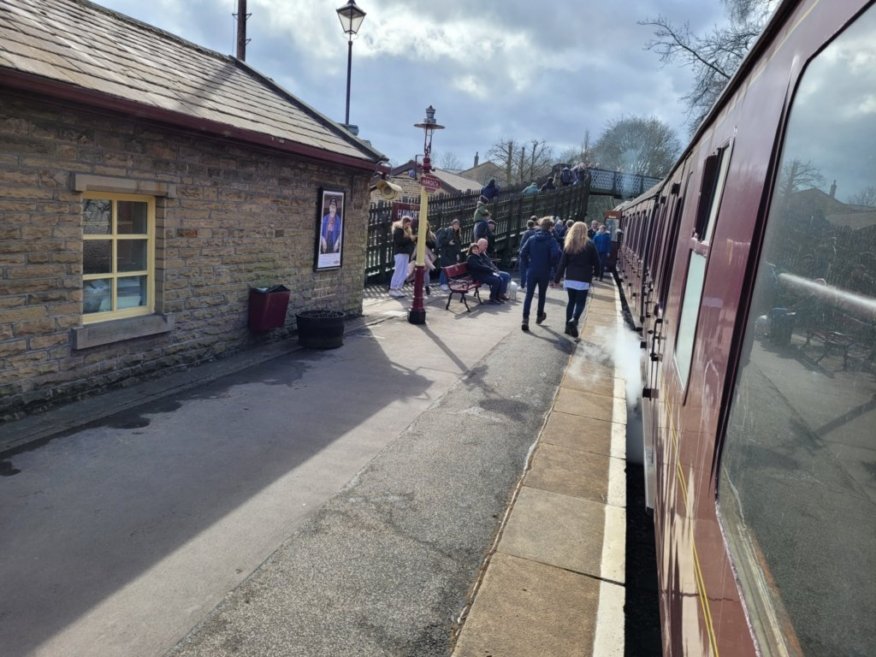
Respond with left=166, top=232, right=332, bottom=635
left=0, top=277, right=629, bottom=657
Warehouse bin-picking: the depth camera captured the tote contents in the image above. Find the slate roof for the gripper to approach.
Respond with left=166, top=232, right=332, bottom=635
left=0, top=0, right=386, bottom=168
left=457, top=161, right=507, bottom=186
left=388, top=160, right=481, bottom=194
left=430, top=169, right=481, bottom=193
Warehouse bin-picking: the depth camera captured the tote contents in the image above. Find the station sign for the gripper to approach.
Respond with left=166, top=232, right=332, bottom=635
left=419, top=174, right=442, bottom=192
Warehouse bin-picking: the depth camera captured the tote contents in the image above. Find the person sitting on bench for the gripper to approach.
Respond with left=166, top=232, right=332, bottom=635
left=466, top=239, right=511, bottom=304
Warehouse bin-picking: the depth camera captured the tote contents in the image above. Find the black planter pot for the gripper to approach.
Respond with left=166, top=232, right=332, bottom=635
left=296, top=310, right=345, bottom=349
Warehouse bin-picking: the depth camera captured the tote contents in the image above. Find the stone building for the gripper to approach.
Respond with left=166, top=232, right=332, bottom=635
left=0, top=0, right=386, bottom=420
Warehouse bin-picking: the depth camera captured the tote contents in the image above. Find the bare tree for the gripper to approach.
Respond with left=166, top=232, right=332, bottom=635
left=778, top=159, right=825, bottom=198
left=641, top=0, right=777, bottom=131
left=557, top=130, right=595, bottom=168
left=487, top=138, right=553, bottom=184
left=488, top=139, right=516, bottom=184
left=438, top=151, right=463, bottom=172
left=847, top=185, right=876, bottom=207
left=590, top=117, right=681, bottom=178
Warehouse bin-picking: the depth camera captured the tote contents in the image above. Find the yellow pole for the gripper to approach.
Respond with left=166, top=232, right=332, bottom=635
left=409, top=182, right=429, bottom=324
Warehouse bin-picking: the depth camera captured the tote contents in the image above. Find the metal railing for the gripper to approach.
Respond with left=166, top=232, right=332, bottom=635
left=365, top=184, right=589, bottom=284
left=587, top=168, right=661, bottom=198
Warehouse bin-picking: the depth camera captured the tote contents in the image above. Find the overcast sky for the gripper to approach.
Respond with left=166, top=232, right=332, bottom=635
left=91, top=0, right=727, bottom=168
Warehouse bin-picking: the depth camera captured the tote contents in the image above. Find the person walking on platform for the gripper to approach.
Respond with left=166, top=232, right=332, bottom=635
left=593, top=224, right=611, bottom=280
left=518, top=217, right=539, bottom=290
left=436, top=218, right=463, bottom=291
left=554, top=221, right=600, bottom=338
left=389, top=215, right=415, bottom=297
left=519, top=216, right=561, bottom=332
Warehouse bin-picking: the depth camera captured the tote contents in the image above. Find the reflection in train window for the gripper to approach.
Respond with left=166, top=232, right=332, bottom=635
left=719, top=7, right=876, bottom=657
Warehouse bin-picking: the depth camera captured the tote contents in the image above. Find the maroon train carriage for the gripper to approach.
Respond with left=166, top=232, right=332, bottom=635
left=615, top=0, right=875, bottom=655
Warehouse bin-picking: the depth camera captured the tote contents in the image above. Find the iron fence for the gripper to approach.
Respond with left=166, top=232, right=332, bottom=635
left=587, top=168, right=661, bottom=198
left=365, top=184, right=589, bottom=284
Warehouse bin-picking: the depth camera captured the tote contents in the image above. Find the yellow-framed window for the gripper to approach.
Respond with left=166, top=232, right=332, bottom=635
left=82, top=192, right=155, bottom=323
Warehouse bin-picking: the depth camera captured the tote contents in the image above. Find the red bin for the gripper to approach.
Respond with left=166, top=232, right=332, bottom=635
left=248, top=285, right=290, bottom=332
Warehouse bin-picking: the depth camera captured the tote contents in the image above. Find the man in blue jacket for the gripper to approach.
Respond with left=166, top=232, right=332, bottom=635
left=592, top=224, right=612, bottom=280
left=519, top=216, right=561, bottom=331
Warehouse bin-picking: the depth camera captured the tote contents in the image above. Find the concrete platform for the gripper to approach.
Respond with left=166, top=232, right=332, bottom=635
left=451, top=279, right=627, bottom=657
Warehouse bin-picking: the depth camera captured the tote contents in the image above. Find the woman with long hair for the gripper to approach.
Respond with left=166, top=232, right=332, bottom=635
left=553, top=221, right=600, bottom=337
left=389, top=216, right=415, bottom=297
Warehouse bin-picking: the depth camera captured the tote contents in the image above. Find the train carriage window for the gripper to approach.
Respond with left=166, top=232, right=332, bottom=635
left=719, top=8, right=876, bottom=657
left=675, top=145, right=732, bottom=389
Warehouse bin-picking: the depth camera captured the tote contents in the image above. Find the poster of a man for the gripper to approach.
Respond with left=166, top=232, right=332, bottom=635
left=315, top=190, right=344, bottom=270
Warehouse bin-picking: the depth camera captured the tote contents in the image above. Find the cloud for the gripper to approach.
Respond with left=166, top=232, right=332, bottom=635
left=91, top=0, right=727, bottom=165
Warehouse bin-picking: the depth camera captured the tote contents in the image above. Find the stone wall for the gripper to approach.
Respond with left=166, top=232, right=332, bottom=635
left=0, top=91, right=373, bottom=421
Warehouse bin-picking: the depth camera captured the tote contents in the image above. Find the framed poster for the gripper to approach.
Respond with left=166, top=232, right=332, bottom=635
left=315, top=189, right=345, bottom=271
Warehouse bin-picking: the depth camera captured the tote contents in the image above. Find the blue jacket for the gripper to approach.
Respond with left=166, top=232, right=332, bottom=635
left=520, top=230, right=561, bottom=279
left=593, top=231, right=611, bottom=256
left=481, top=179, right=500, bottom=201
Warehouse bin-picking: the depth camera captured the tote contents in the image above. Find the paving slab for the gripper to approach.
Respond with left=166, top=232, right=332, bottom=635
left=451, top=552, right=600, bottom=657
left=554, top=388, right=615, bottom=422
left=540, top=410, right=614, bottom=457
left=497, top=486, right=605, bottom=577
left=524, top=442, right=611, bottom=502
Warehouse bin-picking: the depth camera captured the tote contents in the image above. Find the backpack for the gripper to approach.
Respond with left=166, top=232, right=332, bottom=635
left=436, top=226, right=454, bottom=249
left=473, top=220, right=488, bottom=240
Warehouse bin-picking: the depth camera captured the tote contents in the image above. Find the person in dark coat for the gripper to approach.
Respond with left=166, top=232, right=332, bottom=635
left=436, top=218, right=463, bottom=290
left=519, top=216, right=561, bottom=331
left=593, top=224, right=612, bottom=280
left=540, top=176, right=556, bottom=192
left=517, top=216, right=539, bottom=290
left=480, top=178, right=500, bottom=202
left=465, top=243, right=501, bottom=303
left=554, top=221, right=600, bottom=337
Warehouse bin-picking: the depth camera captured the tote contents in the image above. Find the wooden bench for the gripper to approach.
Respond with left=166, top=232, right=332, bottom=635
left=803, top=311, right=869, bottom=369
left=443, top=262, right=482, bottom=311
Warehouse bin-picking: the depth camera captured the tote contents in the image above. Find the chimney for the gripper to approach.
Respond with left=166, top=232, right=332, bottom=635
left=473, top=151, right=479, bottom=167
left=830, top=179, right=837, bottom=198
left=236, top=0, right=249, bottom=61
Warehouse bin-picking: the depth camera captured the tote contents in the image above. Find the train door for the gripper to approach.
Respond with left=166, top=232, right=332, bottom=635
left=661, top=141, right=733, bottom=657
left=638, top=201, right=662, bottom=326
left=642, top=168, right=691, bottom=510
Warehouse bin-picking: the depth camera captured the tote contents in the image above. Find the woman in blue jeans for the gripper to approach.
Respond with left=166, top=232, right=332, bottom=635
left=554, top=221, right=600, bottom=338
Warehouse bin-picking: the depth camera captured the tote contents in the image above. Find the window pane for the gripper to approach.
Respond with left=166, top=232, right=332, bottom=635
left=117, top=201, right=148, bottom=234
left=117, top=276, right=147, bottom=309
left=719, top=7, right=876, bottom=656
left=83, top=199, right=111, bottom=235
left=674, top=252, right=706, bottom=388
left=83, top=240, right=112, bottom=274
left=117, top=239, right=147, bottom=272
left=83, top=278, right=111, bottom=314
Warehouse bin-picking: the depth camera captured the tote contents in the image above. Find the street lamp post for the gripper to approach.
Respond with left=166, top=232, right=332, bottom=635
left=409, top=106, right=445, bottom=325
left=335, top=0, right=366, bottom=128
